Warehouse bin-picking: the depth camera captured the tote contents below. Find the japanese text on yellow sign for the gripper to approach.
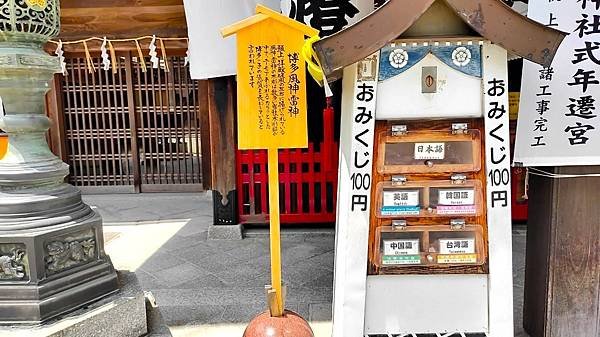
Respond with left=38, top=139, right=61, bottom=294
left=222, top=5, right=317, bottom=150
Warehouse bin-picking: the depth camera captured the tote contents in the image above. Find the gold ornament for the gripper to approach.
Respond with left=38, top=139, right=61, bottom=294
left=25, top=0, right=47, bottom=11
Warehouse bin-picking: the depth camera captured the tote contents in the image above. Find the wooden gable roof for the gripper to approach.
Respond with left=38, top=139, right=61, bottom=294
left=314, top=0, right=567, bottom=79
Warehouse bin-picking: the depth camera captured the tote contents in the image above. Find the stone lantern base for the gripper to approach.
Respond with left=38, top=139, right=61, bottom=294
left=0, top=208, right=118, bottom=324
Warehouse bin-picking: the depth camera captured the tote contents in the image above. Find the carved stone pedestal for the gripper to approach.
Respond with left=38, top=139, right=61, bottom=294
left=0, top=0, right=118, bottom=323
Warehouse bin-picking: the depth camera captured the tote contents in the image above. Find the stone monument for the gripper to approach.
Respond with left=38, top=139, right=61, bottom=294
left=0, top=0, right=118, bottom=323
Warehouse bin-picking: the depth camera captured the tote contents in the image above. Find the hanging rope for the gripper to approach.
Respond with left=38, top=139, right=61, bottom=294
left=159, top=38, right=170, bottom=73
left=527, top=167, right=600, bottom=179
left=48, top=35, right=189, bottom=74
left=134, top=39, right=147, bottom=73
left=108, top=40, right=117, bottom=74
left=48, top=36, right=188, bottom=45
left=82, top=41, right=96, bottom=74
left=523, top=167, right=600, bottom=200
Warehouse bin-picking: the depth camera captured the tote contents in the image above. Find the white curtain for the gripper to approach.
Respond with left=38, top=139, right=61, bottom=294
left=183, top=0, right=281, bottom=80
left=184, top=0, right=374, bottom=80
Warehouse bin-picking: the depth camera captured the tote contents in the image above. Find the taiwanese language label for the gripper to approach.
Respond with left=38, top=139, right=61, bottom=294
left=439, top=238, right=476, bottom=255
left=414, top=142, right=445, bottom=160
left=437, top=254, right=478, bottom=264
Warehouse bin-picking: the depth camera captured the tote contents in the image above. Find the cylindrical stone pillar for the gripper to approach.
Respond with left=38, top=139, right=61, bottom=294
left=0, top=0, right=118, bottom=323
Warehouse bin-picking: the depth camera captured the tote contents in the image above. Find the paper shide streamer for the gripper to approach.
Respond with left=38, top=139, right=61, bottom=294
left=48, top=36, right=189, bottom=74
left=149, top=35, right=159, bottom=69
left=55, top=40, right=67, bottom=76
left=100, top=37, right=110, bottom=71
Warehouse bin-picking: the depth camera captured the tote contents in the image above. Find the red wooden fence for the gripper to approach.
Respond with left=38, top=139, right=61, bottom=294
left=236, top=106, right=339, bottom=224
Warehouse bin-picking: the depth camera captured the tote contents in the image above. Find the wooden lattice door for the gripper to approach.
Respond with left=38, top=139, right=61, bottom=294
left=57, top=52, right=204, bottom=193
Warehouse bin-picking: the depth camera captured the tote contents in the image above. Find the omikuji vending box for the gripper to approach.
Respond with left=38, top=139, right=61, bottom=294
left=312, top=1, right=564, bottom=336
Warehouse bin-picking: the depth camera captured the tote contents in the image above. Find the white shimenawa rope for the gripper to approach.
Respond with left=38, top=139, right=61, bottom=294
left=527, top=167, right=600, bottom=179
left=523, top=167, right=600, bottom=199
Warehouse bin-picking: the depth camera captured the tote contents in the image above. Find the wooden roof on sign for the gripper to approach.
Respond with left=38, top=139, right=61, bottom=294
left=221, top=5, right=318, bottom=38
left=314, top=0, right=567, bottom=80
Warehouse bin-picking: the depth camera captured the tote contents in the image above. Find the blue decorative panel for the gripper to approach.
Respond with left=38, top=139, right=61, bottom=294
left=379, top=43, right=482, bottom=81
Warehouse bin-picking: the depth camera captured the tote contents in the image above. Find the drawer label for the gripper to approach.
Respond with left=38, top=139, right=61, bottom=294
left=437, top=253, right=478, bottom=264
left=383, top=239, right=420, bottom=256
left=383, top=190, right=419, bottom=207
left=381, top=206, right=420, bottom=216
left=438, top=189, right=475, bottom=205
left=382, top=255, right=422, bottom=265
left=439, top=238, right=476, bottom=254
left=436, top=205, right=477, bottom=215
left=414, top=142, right=445, bottom=160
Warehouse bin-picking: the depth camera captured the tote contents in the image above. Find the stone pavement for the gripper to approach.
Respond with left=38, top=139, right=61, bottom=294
left=84, top=193, right=529, bottom=337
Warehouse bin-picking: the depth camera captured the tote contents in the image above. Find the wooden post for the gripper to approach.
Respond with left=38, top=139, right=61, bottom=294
left=267, top=147, right=283, bottom=316
left=124, top=52, right=142, bottom=193
left=524, top=166, right=600, bottom=337
left=45, top=73, right=68, bottom=161
left=208, top=76, right=237, bottom=225
left=198, top=79, right=212, bottom=191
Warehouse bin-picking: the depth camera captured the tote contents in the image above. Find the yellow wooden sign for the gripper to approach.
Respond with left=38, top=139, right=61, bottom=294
left=222, top=5, right=317, bottom=150
left=222, top=5, right=318, bottom=319
left=0, top=134, right=7, bottom=160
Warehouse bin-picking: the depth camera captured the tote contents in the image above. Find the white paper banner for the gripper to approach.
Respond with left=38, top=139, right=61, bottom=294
left=332, top=52, right=379, bottom=337
left=183, top=0, right=281, bottom=79
left=281, top=0, right=373, bottom=36
left=514, top=1, right=600, bottom=166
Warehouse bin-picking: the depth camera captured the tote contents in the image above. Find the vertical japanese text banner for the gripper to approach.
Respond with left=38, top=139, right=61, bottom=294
left=281, top=0, right=373, bottom=36
left=514, top=0, right=600, bottom=166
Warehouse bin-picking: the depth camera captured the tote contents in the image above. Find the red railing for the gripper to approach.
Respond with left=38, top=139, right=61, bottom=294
left=236, top=106, right=338, bottom=224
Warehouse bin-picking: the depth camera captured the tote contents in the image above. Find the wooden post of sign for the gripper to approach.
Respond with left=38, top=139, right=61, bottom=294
left=267, top=147, right=283, bottom=315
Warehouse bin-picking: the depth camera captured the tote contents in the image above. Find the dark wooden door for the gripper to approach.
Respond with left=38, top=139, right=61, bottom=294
left=57, top=53, right=204, bottom=193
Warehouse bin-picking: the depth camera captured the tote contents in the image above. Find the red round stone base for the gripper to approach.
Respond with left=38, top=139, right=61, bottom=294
left=243, top=310, right=314, bottom=337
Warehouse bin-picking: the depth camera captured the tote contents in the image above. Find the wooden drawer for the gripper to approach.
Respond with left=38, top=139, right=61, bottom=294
left=376, top=129, right=482, bottom=174
left=373, top=224, right=486, bottom=272
left=375, top=179, right=484, bottom=218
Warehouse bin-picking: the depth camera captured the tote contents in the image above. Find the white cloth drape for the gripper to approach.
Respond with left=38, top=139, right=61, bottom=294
left=183, top=0, right=281, bottom=79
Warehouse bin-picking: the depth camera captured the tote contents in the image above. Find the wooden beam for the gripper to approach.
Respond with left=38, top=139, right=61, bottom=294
left=58, top=5, right=187, bottom=40
left=43, top=39, right=188, bottom=54
left=60, top=0, right=184, bottom=8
